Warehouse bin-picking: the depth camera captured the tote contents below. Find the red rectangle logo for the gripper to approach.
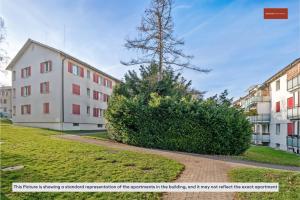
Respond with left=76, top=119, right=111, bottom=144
left=264, top=8, right=288, bottom=19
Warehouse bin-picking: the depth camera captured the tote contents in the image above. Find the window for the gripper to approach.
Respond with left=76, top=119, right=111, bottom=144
left=103, top=78, right=113, bottom=88
left=103, top=93, right=110, bottom=102
left=40, top=61, right=52, bottom=73
left=99, top=76, right=103, bottom=85
left=3, top=99, right=6, bottom=104
left=87, top=106, right=90, bottom=115
left=287, top=123, right=294, bottom=136
left=93, top=73, right=99, bottom=83
left=99, top=109, right=105, bottom=117
left=68, top=62, right=84, bottom=77
left=276, top=101, right=280, bottom=112
left=87, top=88, right=90, bottom=97
left=93, top=108, right=99, bottom=117
left=21, top=86, right=31, bottom=97
left=93, top=90, right=99, bottom=100
left=43, top=103, right=49, bottom=114
left=21, top=67, right=31, bottom=78
left=40, top=82, right=50, bottom=94
left=97, top=124, right=103, bottom=128
left=287, top=97, right=294, bottom=109
left=276, top=143, right=280, bottom=148
left=13, top=106, right=16, bottom=116
left=12, top=71, right=16, bottom=81
left=21, top=105, right=31, bottom=115
left=276, top=124, right=280, bottom=135
left=73, top=123, right=79, bottom=126
left=87, top=70, right=90, bottom=79
left=72, top=84, right=80, bottom=95
left=4, top=108, right=7, bottom=112
left=13, top=88, right=16, bottom=98
left=276, top=80, right=280, bottom=91
left=72, top=104, right=80, bottom=115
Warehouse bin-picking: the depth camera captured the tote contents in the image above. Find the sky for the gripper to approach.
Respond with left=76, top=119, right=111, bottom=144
left=0, top=0, right=299, bottom=99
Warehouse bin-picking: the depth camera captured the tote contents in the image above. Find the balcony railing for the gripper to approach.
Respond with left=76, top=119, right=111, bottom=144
left=287, top=75, right=300, bottom=91
left=252, top=133, right=270, bottom=143
left=287, top=135, right=300, bottom=148
left=287, top=107, right=300, bottom=119
left=243, top=96, right=270, bottom=108
left=247, top=114, right=271, bottom=123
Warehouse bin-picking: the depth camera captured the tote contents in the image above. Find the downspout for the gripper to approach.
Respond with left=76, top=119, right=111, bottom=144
left=61, top=56, right=66, bottom=131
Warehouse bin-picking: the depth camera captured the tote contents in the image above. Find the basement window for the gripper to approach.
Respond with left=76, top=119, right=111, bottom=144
left=97, top=124, right=103, bottom=128
left=73, top=123, right=79, bottom=126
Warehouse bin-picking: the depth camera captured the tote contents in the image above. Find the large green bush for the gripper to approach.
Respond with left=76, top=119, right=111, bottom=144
left=105, top=65, right=252, bottom=155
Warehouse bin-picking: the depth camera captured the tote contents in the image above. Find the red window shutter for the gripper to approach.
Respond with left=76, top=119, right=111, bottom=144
left=276, top=101, right=280, bottom=112
left=40, top=63, right=44, bottom=73
left=28, top=105, right=31, bottom=114
left=21, top=105, right=24, bottom=115
left=287, top=97, right=294, bottom=109
left=44, top=103, right=49, bottom=113
left=72, top=84, right=80, bottom=95
left=72, top=104, right=80, bottom=115
left=40, top=83, right=43, bottom=93
left=21, top=69, right=24, bottom=78
left=80, top=67, right=84, bottom=77
left=46, top=82, right=49, bottom=93
left=21, top=87, right=24, bottom=96
left=287, top=123, right=294, bottom=135
left=49, top=61, right=52, bottom=71
left=68, top=62, right=72, bottom=73
left=93, top=73, right=99, bottom=83
left=28, top=86, right=31, bottom=96
left=93, top=90, right=98, bottom=100
left=28, top=67, right=31, bottom=76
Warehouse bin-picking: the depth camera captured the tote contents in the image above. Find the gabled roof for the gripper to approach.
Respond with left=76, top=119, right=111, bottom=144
left=263, top=57, right=300, bottom=84
left=6, top=39, right=121, bottom=82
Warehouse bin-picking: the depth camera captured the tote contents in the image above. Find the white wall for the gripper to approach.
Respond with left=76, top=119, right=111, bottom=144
left=269, top=74, right=292, bottom=151
left=11, top=43, right=63, bottom=123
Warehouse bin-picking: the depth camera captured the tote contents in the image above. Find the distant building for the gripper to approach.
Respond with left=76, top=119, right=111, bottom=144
left=6, top=39, right=120, bottom=130
left=235, top=58, right=300, bottom=154
left=0, top=86, right=12, bottom=118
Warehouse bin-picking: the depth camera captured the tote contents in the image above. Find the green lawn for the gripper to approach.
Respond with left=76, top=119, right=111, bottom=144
left=238, top=146, right=300, bottom=167
left=0, top=123, right=184, bottom=200
left=229, top=168, right=300, bottom=200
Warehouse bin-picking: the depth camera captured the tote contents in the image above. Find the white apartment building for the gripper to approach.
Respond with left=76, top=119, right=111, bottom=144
left=6, top=39, right=120, bottom=130
left=0, top=86, right=12, bottom=118
left=236, top=58, right=300, bottom=154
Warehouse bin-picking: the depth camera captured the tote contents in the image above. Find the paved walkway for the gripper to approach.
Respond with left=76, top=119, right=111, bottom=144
left=56, top=134, right=296, bottom=200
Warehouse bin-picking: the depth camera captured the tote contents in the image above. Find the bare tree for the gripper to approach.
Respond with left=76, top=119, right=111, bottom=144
left=121, top=0, right=210, bottom=81
left=0, top=16, right=9, bottom=74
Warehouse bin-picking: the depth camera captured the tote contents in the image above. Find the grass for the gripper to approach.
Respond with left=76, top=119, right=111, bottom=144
left=0, top=122, right=184, bottom=200
left=229, top=168, right=300, bottom=200
left=238, top=146, right=300, bottom=167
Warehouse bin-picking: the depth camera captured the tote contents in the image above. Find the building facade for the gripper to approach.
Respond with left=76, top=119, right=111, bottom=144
left=236, top=58, right=300, bottom=154
left=0, top=86, right=12, bottom=118
left=6, top=39, right=120, bottom=130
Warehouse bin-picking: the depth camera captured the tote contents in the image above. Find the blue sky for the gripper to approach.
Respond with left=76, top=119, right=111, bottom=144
left=0, top=0, right=299, bottom=99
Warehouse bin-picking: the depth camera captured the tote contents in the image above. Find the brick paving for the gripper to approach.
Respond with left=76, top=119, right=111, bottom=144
left=57, top=134, right=255, bottom=200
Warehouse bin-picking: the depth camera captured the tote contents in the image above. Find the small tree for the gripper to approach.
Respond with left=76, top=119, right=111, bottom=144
left=121, top=0, right=210, bottom=81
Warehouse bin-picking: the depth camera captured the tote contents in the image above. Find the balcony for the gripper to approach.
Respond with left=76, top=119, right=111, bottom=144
left=252, top=133, right=270, bottom=144
left=243, top=96, right=270, bottom=108
left=287, top=75, right=300, bottom=91
left=247, top=114, right=271, bottom=123
left=287, top=135, right=300, bottom=148
left=287, top=107, right=300, bottom=120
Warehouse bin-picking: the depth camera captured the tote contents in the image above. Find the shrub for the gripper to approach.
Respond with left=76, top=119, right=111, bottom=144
left=106, top=94, right=252, bottom=155
left=106, top=65, right=252, bottom=155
